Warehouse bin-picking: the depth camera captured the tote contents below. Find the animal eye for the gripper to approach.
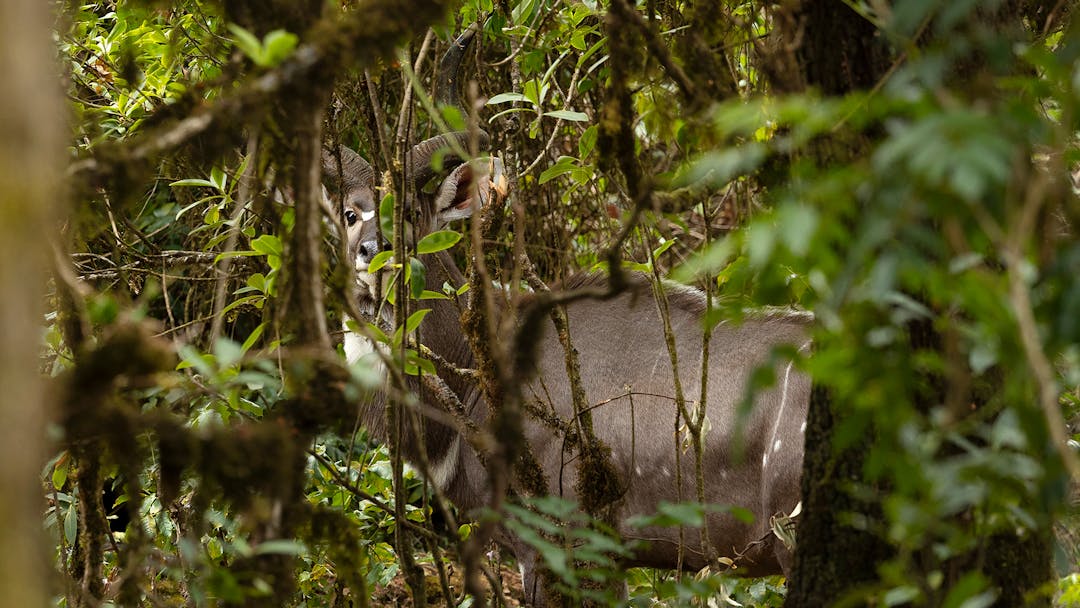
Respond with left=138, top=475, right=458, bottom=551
left=344, top=209, right=358, bottom=226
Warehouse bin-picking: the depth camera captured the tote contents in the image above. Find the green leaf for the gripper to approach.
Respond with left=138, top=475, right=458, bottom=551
left=416, top=230, right=462, bottom=254
left=64, top=501, right=78, bottom=545
left=403, top=308, right=431, bottom=335
left=210, top=166, right=227, bottom=191
left=404, top=349, right=436, bottom=376
left=240, top=322, right=266, bottom=354
left=379, top=193, right=395, bottom=242
left=355, top=320, right=389, bottom=345
left=671, top=235, right=738, bottom=283
left=87, top=294, right=119, bottom=325
left=244, top=273, right=267, bottom=295
left=941, top=572, right=995, bottom=608
left=227, top=23, right=264, bottom=64
left=506, top=522, right=574, bottom=583
left=745, top=222, right=776, bottom=268
left=652, top=238, right=676, bottom=259
left=457, top=524, right=473, bottom=540
left=578, top=125, right=598, bottom=158
left=776, top=203, right=819, bottom=257
left=544, top=109, right=589, bottom=122
left=487, top=92, right=529, bottom=105
left=251, top=234, right=282, bottom=257
left=220, top=294, right=264, bottom=316
left=254, top=539, right=306, bottom=556
left=408, top=257, right=426, bottom=299
left=214, top=250, right=260, bottom=264
left=261, top=30, right=297, bottom=66
left=539, top=156, right=579, bottom=185
left=522, top=79, right=543, bottom=107
left=367, top=250, right=394, bottom=274
left=417, top=290, right=449, bottom=300
left=441, top=104, right=465, bottom=130
left=52, top=456, right=69, bottom=490
left=169, top=178, right=216, bottom=188
left=392, top=308, right=432, bottom=346
left=213, top=338, right=243, bottom=368
left=680, top=143, right=767, bottom=187
left=626, top=501, right=753, bottom=529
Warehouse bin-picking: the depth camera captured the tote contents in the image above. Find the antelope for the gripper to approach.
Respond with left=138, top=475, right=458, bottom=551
left=322, top=35, right=812, bottom=607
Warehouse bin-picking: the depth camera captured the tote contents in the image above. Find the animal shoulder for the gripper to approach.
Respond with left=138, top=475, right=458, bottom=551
left=556, top=271, right=708, bottom=315
left=556, top=271, right=813, bottom=324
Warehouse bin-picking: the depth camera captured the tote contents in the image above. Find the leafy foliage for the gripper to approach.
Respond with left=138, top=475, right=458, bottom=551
left=48, top=0, right=1080, bottom=606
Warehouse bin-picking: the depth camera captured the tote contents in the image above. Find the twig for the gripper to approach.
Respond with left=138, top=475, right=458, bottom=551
left=67, top=0, right=456, bottom=187
left=608, top=0, right=699, bottom=105
left=209, top=131, right=258, bottom=343
left=308, top=450, right=439, bottom=540
left=1003, top=169, right=1080, bottom=481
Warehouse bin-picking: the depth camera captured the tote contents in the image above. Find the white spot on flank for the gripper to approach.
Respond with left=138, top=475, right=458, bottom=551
left=360, top=210, right=376, bottom=221
left=635, top=466, right=642, bottom=476
left=661, top=467, right=671, bottom=477
left=800, top=421, right=807, bottom=434
left=774, top=439, right=782, bottom=452
left=763, top=361, right=795, bottom=471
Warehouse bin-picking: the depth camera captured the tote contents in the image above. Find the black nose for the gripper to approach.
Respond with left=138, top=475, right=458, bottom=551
left=357, top=240, right=380, bottom=264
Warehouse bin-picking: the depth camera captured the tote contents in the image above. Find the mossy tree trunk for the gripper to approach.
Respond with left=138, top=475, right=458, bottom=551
left=779, top=3, right=1053, bottom=606
left=0, top=0, right=62, bottom=605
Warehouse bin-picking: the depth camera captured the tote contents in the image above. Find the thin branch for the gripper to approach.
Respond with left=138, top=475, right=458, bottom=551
left=67, top=0, right=456, bottom=187
left=308, top=450, right=439, bottom=540
left=1003, top=168, right=1080, bottom=481
left=209, top=131, right=258, bottom=344
left=608, top=0, right=699, bottom=105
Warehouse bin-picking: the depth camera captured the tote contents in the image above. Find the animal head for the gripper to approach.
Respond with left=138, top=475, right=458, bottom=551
left=321, top=136, right=507, bottom=305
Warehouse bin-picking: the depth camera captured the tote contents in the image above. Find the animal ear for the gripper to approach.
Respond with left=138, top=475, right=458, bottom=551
left=432, top=156, right=507, bottom=225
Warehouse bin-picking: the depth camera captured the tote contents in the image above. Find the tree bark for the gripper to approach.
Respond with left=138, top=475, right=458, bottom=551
left=0, top=0, right=62, bottom=606
left=772, top=7, right=893, bottom=605
left=779, top=3, right=1053, bottom=606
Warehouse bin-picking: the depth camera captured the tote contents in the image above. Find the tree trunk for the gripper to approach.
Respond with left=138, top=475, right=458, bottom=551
left=773, top=6, right=893, bottom=603
left=0, top=0, right=62, bottom=605
left=779, top=3, right=1053, bottom=606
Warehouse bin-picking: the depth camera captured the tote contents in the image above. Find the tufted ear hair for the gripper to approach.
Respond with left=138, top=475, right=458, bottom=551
left=431, top=156, right=507, bottom=226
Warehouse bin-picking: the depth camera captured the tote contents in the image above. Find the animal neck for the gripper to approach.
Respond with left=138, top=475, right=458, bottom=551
left=344, top=249, right=482, bottom=499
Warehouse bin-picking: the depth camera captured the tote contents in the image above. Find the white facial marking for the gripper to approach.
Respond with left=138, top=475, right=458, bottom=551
left=354, top=264, right=378, bottom=292
left=800, top=421, right=807, bottom=434
left=762, top=452, right=769, bottom=468
left=634, top=466, right=642, bottom=476
left=661, top=467, right=671, bottom=477
left=774, top=439, right=782, bottom=452
left=360, top=210, right=375, bottom=222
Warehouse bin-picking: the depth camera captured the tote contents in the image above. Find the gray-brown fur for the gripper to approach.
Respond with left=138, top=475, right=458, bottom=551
left=329, top=134, right=811, bottom=604
left=330, top=30, right=809, bottom=604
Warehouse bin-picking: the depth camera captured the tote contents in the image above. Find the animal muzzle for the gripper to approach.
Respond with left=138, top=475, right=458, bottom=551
left=354, top=239, right=381, bottom=271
